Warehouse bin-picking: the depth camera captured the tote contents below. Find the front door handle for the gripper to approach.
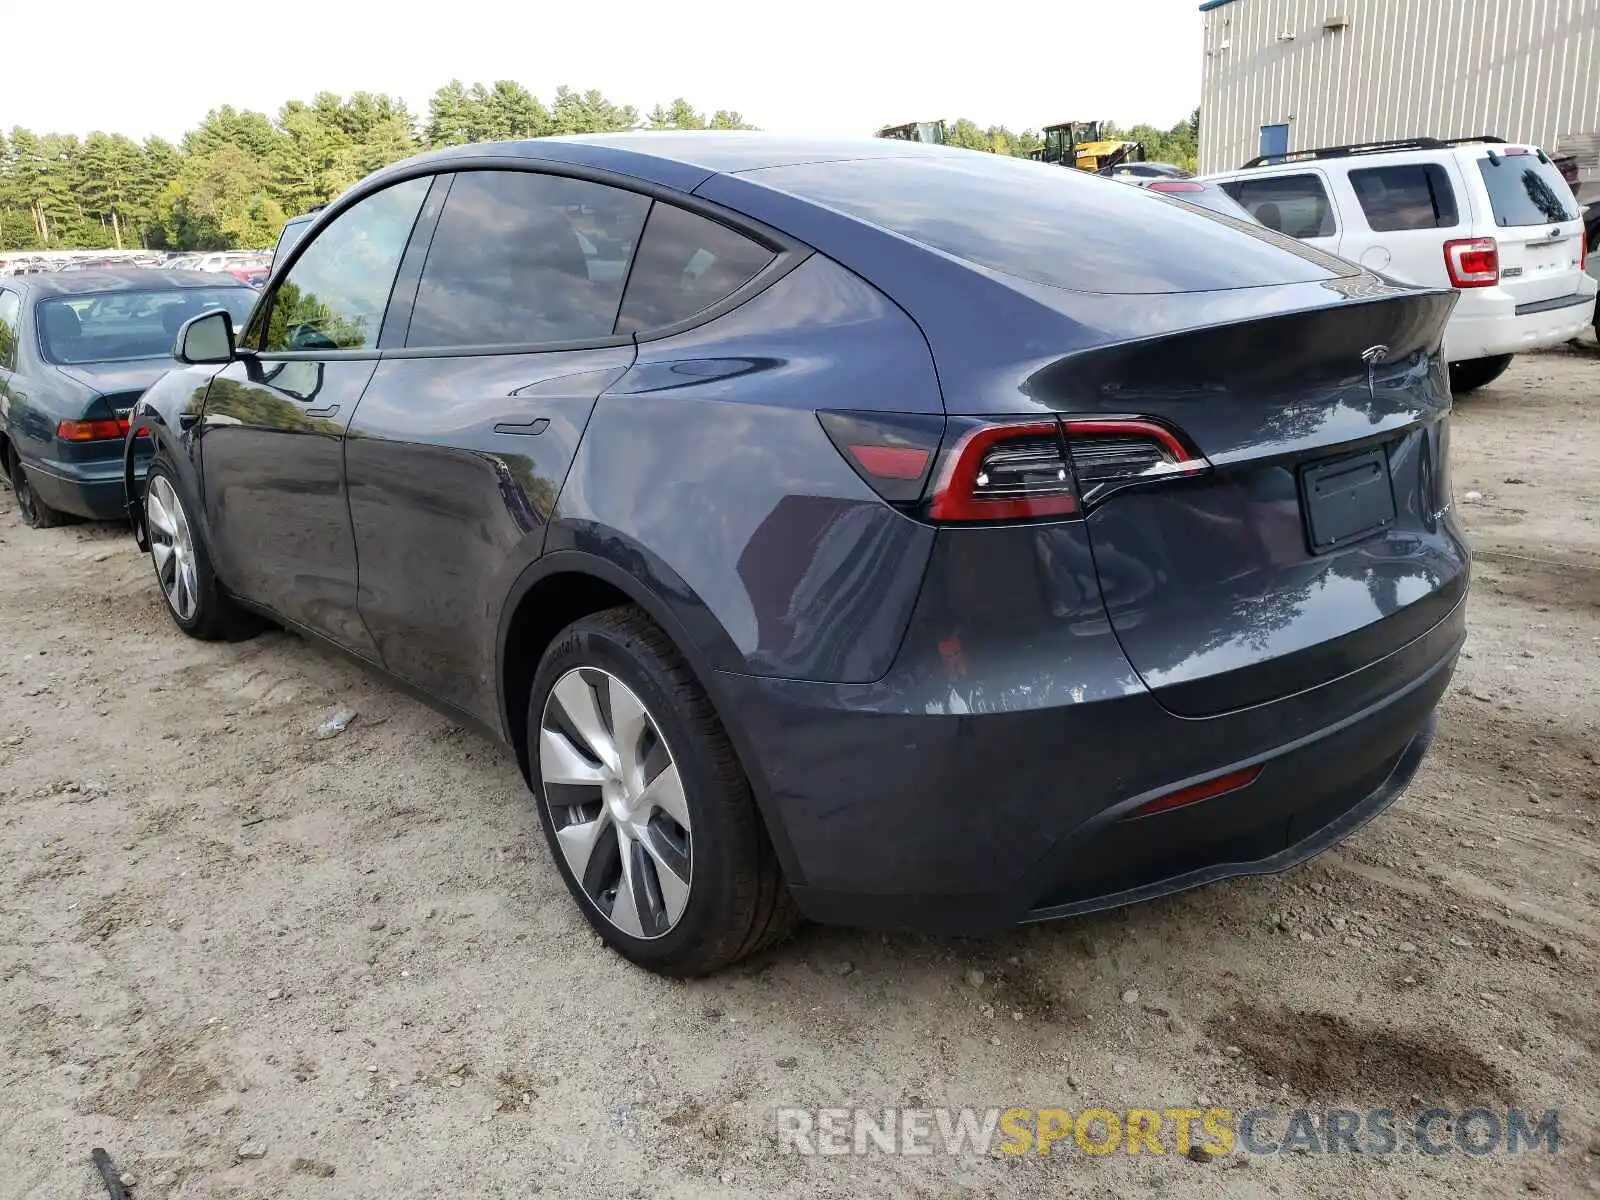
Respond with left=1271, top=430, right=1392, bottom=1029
left=305, top=404, right=340, bottom=418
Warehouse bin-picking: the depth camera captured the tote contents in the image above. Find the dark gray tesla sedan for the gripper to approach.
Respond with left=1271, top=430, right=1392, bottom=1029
left=125, top=134, right=1469, bottom=976
left=0, top=270, right=256, bottom=525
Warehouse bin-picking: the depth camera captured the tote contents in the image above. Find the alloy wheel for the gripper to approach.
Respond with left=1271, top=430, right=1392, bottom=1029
left=145, top=475, right=199, bottom=622
left=539, top=666, right=693, bottom=939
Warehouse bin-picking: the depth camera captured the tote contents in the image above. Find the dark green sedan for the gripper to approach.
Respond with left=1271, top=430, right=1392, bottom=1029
left=0, top=269, right=255, bottom=526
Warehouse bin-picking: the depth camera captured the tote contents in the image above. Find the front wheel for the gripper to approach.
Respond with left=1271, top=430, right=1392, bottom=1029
left=1448, top=354, right=1514, bottom=395
left=144, top=467, right=258, bottom=641
left=529, top=606, right=797, bottom=976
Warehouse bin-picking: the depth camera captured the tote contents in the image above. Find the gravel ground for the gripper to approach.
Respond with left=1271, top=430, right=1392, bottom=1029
left=1, top=345, right=1597, bottom=1199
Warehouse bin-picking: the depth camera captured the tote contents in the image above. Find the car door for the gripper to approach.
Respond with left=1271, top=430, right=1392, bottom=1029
left=198, top=175, right=432, bottom=653
left=342, top=168, right=652, bottom=723
left=1217, top=170, right=1343, bottom=258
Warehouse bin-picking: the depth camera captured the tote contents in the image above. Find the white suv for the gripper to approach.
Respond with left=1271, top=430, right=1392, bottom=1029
left=1205, top=138, right=1596, bottom=393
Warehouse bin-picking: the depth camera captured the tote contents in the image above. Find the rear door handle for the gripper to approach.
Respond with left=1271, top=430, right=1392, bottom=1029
left=493, top=417, right=550, bottom=436
left=305, top=404, right=340, bottom=418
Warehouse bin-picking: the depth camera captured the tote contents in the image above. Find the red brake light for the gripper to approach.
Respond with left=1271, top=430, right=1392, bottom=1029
left=1444, top=237, right=1499, bottom=288
left=1147, top=180, right=1206, bottom=193
left=928, top=421, right=1078, bottom=522
left=57, top=417, right=130, bottom=442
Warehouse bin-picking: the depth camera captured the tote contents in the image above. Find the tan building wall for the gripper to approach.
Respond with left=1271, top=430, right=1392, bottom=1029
left=1198, top=0, right=1600, bottom=180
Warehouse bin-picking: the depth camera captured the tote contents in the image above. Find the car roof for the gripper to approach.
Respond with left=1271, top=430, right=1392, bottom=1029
left=18, top=268, right=256, bottom=297
left=366, top=131, right=956, bottom=192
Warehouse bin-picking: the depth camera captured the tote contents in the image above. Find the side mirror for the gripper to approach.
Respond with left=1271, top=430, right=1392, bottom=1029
left=174, top=309, right=235, bottom=365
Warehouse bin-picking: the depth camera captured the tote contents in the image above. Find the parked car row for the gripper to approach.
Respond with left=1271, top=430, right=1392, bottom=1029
left=4, top=130, right=1571, bottom=978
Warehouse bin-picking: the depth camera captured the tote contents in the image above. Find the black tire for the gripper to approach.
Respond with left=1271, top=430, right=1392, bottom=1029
left=142, top=465, right=259, bottom=642
left=528, top=605, right=798, bottom=976
left=8, top=448, right=69, bottom=529
left=1448, top=354, right=1514, bottom=395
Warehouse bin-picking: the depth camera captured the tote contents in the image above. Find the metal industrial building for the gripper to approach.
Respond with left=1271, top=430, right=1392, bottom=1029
left=1197, top=0, right=1600, bottom=187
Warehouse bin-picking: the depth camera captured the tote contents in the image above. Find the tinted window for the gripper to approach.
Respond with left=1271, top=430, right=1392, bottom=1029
left=1475, top=153, right=1579, bottom=227
left=37, top=287, right=256, bottom=365
left=617, top=204, right=776, bottom=332
left=755, top=154, right=1346, bottom=295
left=407, top=171, right=650, bottom=348
left=1349, top=164, right=1459, bottom=231
left=1218, top=174, right=1336, bottom=239
left=263, top=177, right=429, bottom=352
left=0, top=289, right=18, bottom=369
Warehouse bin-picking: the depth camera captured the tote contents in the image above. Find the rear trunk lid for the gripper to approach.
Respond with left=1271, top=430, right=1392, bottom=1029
left=1470, top=147, right=1588, bottom=306
left=1034, top=287, right=1468, bottom=717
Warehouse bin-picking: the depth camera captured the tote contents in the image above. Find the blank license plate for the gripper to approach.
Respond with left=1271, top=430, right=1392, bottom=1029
left=1301, top=447, right=1396, bottom=552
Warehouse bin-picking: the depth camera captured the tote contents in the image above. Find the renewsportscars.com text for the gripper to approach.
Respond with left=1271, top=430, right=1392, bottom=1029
left=776, top=1106, right=1562, bottom=1158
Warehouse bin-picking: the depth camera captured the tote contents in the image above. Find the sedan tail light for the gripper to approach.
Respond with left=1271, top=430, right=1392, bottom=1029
left=1444, top=237, right=1499, bottom=288
left=57, top=417, right=131, bottom=442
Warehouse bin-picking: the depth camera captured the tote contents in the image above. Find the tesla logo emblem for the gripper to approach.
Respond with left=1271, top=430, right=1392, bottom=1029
left=1361, top=344, right=1389, bottom=398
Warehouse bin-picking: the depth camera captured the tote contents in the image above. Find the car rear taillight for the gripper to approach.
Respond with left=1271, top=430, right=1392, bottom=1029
left=1063, top=418, right=1206, bottom=506
left=57, top=417, right=131, bottom=442
left=1444, top=237, right=1499, bottom=288
left=822, top=412, right=1207, bottom=523
left=928, top=420, right=1078, bottom=521
left=1147, top=180, right=1206, bottom=194
left=817, top=411, right=945, bottom=504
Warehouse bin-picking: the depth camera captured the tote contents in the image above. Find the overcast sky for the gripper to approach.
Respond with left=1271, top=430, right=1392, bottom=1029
left=5, top=0, right=1204, bottom=141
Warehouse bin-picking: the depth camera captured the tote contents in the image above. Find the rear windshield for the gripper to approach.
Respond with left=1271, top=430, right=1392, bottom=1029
left=38, top=287, right=256, bottom=365
left=1475, top=152, right=1579, bottom=227
left=749, top=154, right=1351, bottom=294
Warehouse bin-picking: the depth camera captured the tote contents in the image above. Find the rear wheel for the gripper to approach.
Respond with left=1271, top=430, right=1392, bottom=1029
left=144, top=467, right=257, bottom=641
left=529, top=606, right=797, bottom=976
left=1448, top=354, right=1514, bottom=395
left=8, top=449, right=68, bottom=529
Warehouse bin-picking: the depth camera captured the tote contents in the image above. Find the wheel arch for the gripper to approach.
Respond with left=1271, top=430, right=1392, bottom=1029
left=495, top=546, right=806, bottom=886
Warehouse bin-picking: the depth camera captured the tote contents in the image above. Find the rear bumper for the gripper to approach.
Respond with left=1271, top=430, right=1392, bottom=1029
left=20, top=452, right=148, bottom=522
left=1443, top=277, right=1598, bottom=360
left=720, top=591, right=1463, bottom=938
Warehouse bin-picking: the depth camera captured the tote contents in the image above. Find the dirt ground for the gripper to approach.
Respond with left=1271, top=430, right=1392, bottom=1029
left=1, top=345, right=1596, bottom=1200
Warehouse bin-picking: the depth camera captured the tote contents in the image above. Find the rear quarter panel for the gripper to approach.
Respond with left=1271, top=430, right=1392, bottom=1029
left=551, top=254, right=943, bottom=684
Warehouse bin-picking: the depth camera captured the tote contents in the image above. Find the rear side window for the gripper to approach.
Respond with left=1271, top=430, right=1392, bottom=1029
left=0, top=289, right=19, bottom=369
left=616, top=205, right=776, bottom=333
left=1349, top=164, right=1459, bottom=230
left=754, top=154, right=1347, bottom=295
left=1218, top=174, right=1336, bottom=239
left=408, top=171, right=650, bottom=348
left=1475, top=153, right=1579, bottom=227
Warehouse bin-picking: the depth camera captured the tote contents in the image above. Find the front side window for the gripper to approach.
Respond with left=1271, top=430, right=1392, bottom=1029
left=0, top=289, right=19, bottom=369
left=1475, top=152, right=1578, bottom=227
left=1349, top=164, right=1459, bottom=231
left=406, top=171, right=651, bottom=348
left=617, top=204, right=776, bottom=333
left=1219, top=173, right=1337, bottom=239
left=36, top=287, right=256, bottom=365
left=262, top=177, right=430, bottom=353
